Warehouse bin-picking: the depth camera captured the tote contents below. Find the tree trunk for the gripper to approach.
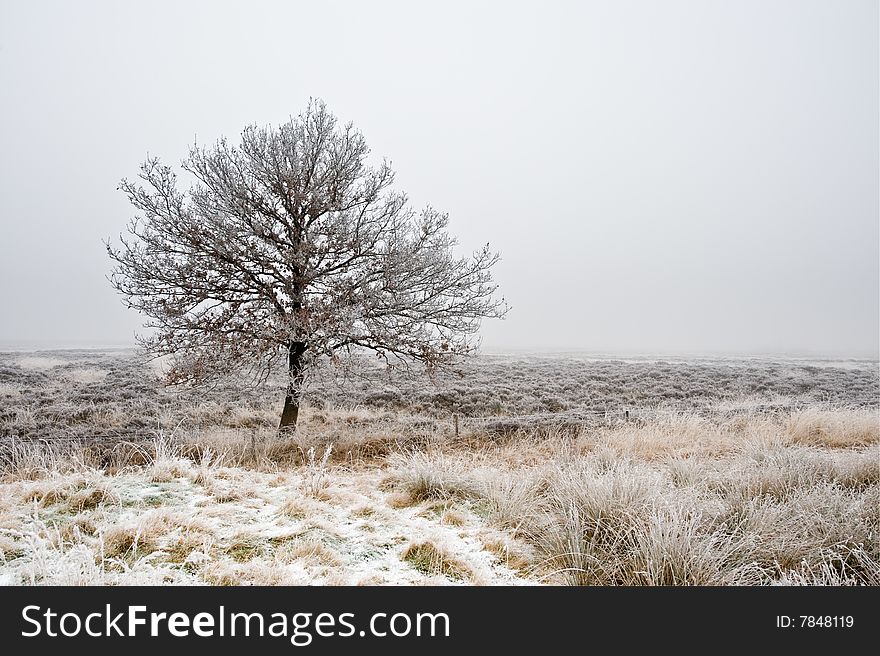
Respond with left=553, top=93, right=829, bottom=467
left=279, top=341, right=307, bottom=430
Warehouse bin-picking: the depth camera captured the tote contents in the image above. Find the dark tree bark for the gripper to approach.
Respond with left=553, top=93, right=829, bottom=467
left=279, top=341, right=307, bottom=430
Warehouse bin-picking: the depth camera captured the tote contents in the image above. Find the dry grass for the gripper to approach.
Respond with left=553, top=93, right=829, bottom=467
left=21, top=475, right=117, bottom=512
left=591, top=413, right=743, bottom=460
left=479, top=533, right=533, bottom=571
left=66, top=485, right=115, bottom=512
left=385, top=415, right=879, bottom=586
left=401, top=541, right=473, bottom=581
left=222, top=533, right=265, bottom=562
left=440, top=508, right=467, bottom=526
left=1, top=412, right=876, bottom=585
left=784, top=408, right=879, bottom=448
left=279, top=540, right=342, bottom=567
left=102, top=525, right=157, bottom=561
left=0, top=349, right=877, bottom=586
left=279, top=497, right=308, bottom=519
left=384, top=451, right=479, bottom=502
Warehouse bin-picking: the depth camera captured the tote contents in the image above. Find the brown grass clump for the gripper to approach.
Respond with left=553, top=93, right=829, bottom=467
left=223, top=533, right=265, bottom=562
left=102, top=526, right=157, bottom=561
left=0, top=534, right=24, bottom=561
left=36, top=488, right=71, bottom=507
left=148, top=463, right=184, bottom=483
left=523, top=461, right=661, bottom=584
left=385, top=451, right=478, bottom=503
left=628, top=506, right=742, bottom=585
left=784, top=409, right=879, bottom=448
left=203, top=567, right=240, bottom=586
left=163, top=533, right=210, bottom=565
left=58, top=515, right=98, bottom=542
left=279, top=497, right=308, bottom=519
left=22, top=477, right=82, bottom=506
left=210, top=489, right=243, bottom=504
left=595, top=413, right=741, bottom=460
left=479, top=534, right=532, bottom=572
left=99, top=510, right=209, bottom=567
left=386, top=491, right=417, bottom=509
left=481, top=474, right=541, bottom=530
left=440, top=509, right=467, bottom=526
left=401, top=541, right=473, bottom=581
left=66, top=485, right=115, bottom=512
left=350, top=504, right=376, bottom=518
left=278, top=540, right=342, bottom=566
left=23, top=477, right=116, bottom=512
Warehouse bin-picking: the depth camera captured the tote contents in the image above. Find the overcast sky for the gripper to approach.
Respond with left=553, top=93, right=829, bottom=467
left=0, top=0, right=877, bottom=357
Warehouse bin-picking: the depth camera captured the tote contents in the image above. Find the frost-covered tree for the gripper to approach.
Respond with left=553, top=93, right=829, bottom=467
left=107, top=100, right=507, bottom=429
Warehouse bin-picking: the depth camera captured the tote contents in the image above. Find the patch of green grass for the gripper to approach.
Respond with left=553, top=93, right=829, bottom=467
left=467, top=498, right=495, bottom=520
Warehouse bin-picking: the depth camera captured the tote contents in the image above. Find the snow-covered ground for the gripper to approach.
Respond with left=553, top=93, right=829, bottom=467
left=0, top=457, right=533, bottom=585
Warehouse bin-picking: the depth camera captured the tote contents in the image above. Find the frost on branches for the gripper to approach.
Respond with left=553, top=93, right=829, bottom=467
left=107, top=100, right=507, bottom=429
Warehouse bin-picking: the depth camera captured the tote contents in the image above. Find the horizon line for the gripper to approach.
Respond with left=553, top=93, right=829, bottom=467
left=0, top=339, right=877, bottom=361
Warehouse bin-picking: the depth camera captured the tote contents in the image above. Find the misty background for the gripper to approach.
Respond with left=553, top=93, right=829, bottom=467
left=0, top=0, right=877, bottom=357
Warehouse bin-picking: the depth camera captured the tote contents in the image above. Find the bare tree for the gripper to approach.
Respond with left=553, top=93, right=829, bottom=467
left=107, top=100, right=507, bottom=430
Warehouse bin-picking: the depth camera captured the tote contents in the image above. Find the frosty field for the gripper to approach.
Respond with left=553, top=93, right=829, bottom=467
left=0, top=350, right=877, bottom=585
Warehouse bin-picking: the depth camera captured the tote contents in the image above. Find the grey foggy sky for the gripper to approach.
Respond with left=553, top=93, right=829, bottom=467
left=0, top=0, right=877, bottom=357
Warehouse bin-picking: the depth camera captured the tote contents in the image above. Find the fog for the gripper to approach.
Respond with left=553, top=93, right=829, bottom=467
left=0, top=0, right=877, bottom=357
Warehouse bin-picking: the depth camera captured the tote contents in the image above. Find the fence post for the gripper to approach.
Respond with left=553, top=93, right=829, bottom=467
left=453, top=413, right=459, bottom=438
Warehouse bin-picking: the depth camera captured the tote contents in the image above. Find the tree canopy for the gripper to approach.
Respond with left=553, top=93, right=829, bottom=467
left=108, top=100, right=507, bottom=427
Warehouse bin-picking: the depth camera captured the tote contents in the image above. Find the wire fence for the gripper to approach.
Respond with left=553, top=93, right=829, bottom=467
left=0, top=399, right=829, bottom=449
left=0, top=428, right=154, bottom=445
